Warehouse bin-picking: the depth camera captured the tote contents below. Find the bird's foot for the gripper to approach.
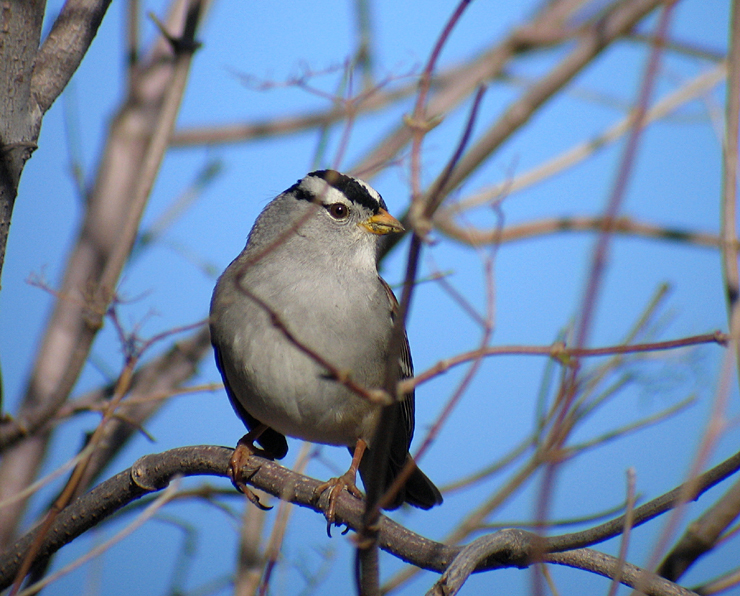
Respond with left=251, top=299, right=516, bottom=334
left=314, top=469, right=364, bottom=531
left=229, top=438, right=272, bottom=511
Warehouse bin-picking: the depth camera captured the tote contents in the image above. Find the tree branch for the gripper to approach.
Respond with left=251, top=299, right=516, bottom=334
left=0, top=0, right=45, bottom=285
left=0, top=0, right=205, bottom=548
left=428, top=0, right=665, bottom=201
left=31, top=0, right=112, bottom=117
left=3, top=444, right=737, bottom=594
left=657, top=475, right=740, bottom=581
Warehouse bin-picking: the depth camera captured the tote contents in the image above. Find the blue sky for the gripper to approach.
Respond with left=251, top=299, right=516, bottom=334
left=2, top=1, right=738, bottom=595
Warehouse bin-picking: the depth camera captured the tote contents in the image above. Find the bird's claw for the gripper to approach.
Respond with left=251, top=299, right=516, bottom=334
left=229, top=441, right=272, bottom=511
left=314, top=470, right=363, bottom=535
left=239, top=481, right=272, bottom=511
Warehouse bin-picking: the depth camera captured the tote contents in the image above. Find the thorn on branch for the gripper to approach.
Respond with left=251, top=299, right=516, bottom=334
left=549, top=341, right=573, bottom=366
left=148, top=3, right=203, bottom=56
left=714, top=330, right=730, bottom=346
left=403, top=113, right=443, bottom=133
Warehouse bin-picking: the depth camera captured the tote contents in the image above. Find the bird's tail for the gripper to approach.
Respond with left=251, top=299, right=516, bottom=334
left=358, top=450, right=443, bottom=510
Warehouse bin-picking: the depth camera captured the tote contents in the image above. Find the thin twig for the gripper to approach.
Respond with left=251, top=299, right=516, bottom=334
left=721, top=0, right=740, bottom=383
left=436, top=214, right=730, bottom=251
left=398, top=331, right=727, bottom=394
left=258, top=443, right=313, bottom=595
left=438, top=63, right=726, bottom=217
left=607, top=468, right=637, bottom=596
left=16, top=477, right=181, bottom=596
left=534, top=8, right=679, bottom=576
left=357, top=4, right=477, bottom=594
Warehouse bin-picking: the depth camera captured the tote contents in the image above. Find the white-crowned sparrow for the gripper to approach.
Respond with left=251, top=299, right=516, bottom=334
left=210, top=170, right=442, bottom=518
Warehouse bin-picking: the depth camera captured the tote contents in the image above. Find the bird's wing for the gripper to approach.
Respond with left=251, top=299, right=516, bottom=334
left=378, top=276, right=415, bottom=450
left=371, top=276, right=444, bottom=510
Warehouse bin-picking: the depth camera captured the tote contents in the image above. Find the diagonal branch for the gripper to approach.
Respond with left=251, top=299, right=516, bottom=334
left=31, top=0, right=113, bottom=117
left=657, top=475, right=740, bottom=581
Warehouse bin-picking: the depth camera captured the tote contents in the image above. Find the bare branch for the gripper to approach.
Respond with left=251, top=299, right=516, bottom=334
left=358, top=3, right=479, bottom=590
left=658, top=475, right=740, bottom=581
left=351, top=0, right=594, bottom=178
left=546, top=549, right=696, bottom=596
left=399, top=332, right=728, bottom=394
left=721, top=0, right=740, bottom=381
left=437, top=63, right=726, bottom=217
left=606, top=468, right=637, bottom=596
left=425, top=0, right=666, bottom=202
left=548, top=449, right=740, bottom=552
left=0, top=0, right=205, bottom=548
left=73, top=326, right=212, bottom=493
left=3, top=444, right=732, bottom=595
left=0, top=1, right=45, bottom=284
left=31, top=0, right=113, bottom=116
left=426, top=531, right=538, bottom=596
left=436, top=215, right=729, bottom=250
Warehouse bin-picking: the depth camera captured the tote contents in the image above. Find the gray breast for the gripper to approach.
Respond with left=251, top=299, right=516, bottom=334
left=213, top=259, right=390, bottom=447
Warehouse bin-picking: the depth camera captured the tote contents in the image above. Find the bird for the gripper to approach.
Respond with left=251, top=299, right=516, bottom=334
left=209, top=169, right=442, bottom=521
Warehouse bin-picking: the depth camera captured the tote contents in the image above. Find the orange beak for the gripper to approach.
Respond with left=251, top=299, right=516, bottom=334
left=360, top=208, right=405, bottom=235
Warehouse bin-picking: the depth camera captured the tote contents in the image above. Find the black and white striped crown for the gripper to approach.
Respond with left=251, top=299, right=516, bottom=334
left=287, top=170, right=387, bottom=214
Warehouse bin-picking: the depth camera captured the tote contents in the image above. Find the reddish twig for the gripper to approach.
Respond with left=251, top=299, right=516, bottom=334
left=536, top=10, right=677, bottom=591
left=399, top=331, right=728, bottom=394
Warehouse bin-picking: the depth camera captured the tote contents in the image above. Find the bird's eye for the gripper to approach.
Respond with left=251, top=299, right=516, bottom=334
left=327, top=203, right=349, bottom=220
